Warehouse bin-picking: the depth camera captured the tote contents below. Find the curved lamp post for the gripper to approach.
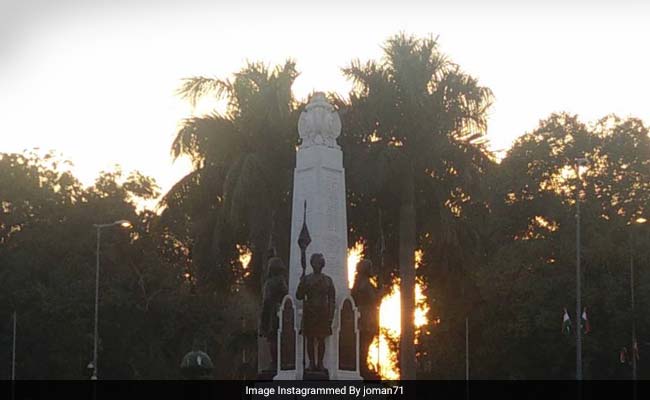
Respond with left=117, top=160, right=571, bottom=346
left=89, top=219, right=131, bottom=380
left=574, top=157, right=588, bottom=380
left=629, top=216, right=646, bottom=381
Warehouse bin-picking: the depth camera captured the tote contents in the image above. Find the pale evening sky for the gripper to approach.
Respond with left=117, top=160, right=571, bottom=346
left=1, top=0, right=648, bottom=199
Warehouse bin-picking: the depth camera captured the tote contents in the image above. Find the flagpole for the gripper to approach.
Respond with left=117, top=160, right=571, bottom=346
left=465, top=317, right=469, bottom=380
left=11, top=311, right=16, bottom=381
left=631, top=252, right=637, bottom=381
left=465, top=316, right=469, bottom=400
left=632, top=251, right=638, bottom=400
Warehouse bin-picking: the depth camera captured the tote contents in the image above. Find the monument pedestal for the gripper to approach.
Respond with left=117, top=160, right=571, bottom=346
left=302, top=369, right=329, bottom=381
left=256, top=370, right=277, bottom=381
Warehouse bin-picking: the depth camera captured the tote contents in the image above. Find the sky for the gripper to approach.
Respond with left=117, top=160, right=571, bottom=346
left=1, top=0, right=649, bottom=199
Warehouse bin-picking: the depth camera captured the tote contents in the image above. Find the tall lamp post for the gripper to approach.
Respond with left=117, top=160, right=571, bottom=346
left=630, top=216, right=647, bottom=381
left=90, top=219, right=131, bottom=380
left=574, top=157, right=588, bottom=380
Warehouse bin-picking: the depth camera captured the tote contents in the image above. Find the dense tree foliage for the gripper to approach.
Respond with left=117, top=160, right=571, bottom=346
left=162, top=61, right=299, bottom=297
left=472, top=114, right=650, bottom=379
left=340, top=34, right=493, bottom=378
left=0, top=152, right=256, bottom=379
left=1, top=34, right=649, bottom=380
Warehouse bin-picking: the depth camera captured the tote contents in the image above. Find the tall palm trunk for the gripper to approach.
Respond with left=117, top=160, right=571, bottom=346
left=399, top=166, right=417, bottom=379
left=247, top=207, right=273, bottom=298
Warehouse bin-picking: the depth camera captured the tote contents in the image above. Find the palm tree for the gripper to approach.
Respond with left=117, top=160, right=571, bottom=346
left=343, top=34, right=493, bottom=378
left=161, top=61, right=300, bottom=295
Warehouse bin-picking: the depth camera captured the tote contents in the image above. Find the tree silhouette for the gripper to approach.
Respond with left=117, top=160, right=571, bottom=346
left=162, top=61, right=300, bottom=295
left=342, top=33, right=493, bottom=378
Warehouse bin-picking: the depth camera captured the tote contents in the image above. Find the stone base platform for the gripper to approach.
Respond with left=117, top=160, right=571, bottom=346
left=302, top=368, right=329, bottom=381
left=256, top=370, right=277, bottom=381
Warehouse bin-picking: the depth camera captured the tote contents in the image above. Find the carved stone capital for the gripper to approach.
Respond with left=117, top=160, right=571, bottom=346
left=298, top=92, right=341, bottom=149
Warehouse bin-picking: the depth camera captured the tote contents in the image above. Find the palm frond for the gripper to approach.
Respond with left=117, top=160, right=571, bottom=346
left=171, top=114, right=237, bottom=167
left=158, top=168, right=202, bottom=210
left=176, top=76, right=232, bottom=108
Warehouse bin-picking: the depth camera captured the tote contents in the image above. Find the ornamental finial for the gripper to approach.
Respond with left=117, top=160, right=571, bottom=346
left=297, top=92, right=341, bottom=149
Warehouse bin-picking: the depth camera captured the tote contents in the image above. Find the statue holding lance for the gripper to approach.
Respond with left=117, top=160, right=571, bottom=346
left=297, top=201, right=311, bottom=372
left=298, top=201, right=311, bottom=277
left=296, top=201, right=336, bottom=373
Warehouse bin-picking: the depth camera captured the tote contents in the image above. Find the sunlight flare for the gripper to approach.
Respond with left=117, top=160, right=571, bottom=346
left=237, top=244, right=252, bottom=276
left=347, top=241, right=365, bottom=288
left=347, top=243, right=430, bottom=380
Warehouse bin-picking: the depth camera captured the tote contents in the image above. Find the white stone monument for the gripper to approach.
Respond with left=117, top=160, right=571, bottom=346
left=274, top=93, right=361, bottom=380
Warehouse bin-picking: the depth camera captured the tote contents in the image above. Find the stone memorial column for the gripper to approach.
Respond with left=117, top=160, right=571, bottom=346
left=287, top=93, right=361, bottom=380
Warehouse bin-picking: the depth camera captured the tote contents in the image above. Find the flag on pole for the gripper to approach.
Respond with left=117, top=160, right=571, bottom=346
left=633, top=340, right=640, bottom=360
left=562, top=308, right=571, bottom=335
left=581, top=307, right=591, bottom=334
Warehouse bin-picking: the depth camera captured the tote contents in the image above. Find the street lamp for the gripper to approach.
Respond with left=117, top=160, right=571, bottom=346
left=90, top=219, right=131, bottom=380
left=629, top=216, right=647, bottom=381
left=574, top=157, right=588, bottom=381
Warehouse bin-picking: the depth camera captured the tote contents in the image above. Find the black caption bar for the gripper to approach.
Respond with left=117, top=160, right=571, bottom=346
left=2, top=380, right=646, bottom=400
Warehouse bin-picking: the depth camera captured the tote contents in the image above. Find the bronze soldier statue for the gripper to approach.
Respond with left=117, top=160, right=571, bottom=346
left=351, top=259, right=381, bottom=380
left=259, top=257, right=288, bottom=371
left=296, top=253, right=335, bottom=372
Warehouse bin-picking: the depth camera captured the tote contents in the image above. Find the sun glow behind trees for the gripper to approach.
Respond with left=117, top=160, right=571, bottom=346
left=237, top=244, right=252, bottom=270
left=347, top=241, right=365, bottom=289
left=347, top=242, right=429, bottom=379
left=237, top=244, right=252, bottom=285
